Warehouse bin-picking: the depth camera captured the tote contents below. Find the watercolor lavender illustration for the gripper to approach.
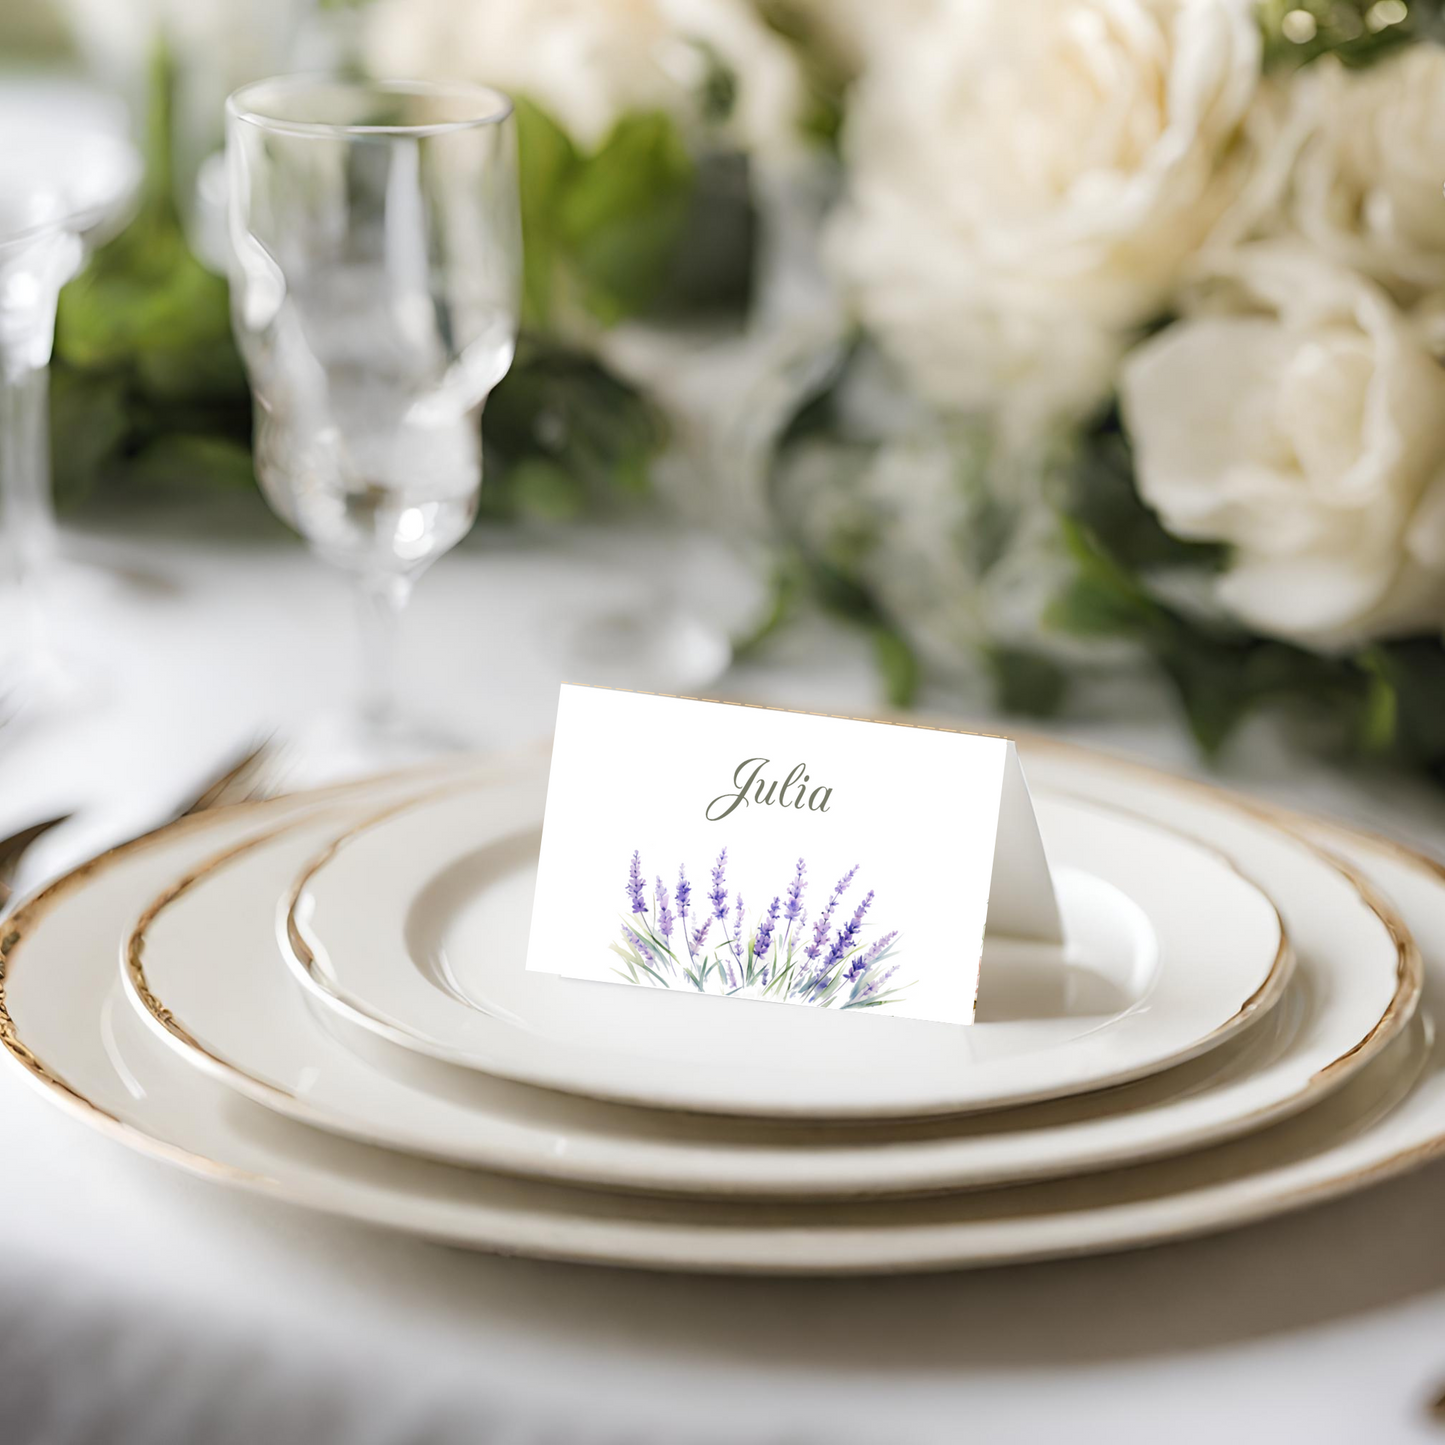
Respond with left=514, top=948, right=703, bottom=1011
left=611, top=850, right=906, bottom=1010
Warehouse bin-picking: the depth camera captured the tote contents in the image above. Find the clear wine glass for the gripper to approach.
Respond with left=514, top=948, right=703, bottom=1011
left=225, top=76, right=521, bottom=777
left=0, top=90, right=141, bottom=717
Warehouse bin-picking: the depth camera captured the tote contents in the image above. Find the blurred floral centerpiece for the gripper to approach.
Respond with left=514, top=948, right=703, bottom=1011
left=51, top=0, right=1445, bottom=781
left=777, top=0, right=1445, bottom=778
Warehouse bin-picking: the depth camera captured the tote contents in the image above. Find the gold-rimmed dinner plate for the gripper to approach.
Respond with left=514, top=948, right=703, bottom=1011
left=0, top=740, right=1434, bottom=1272
left=277, top=770, right=1294, bottom=1119
left=122, top=785, right=1307, bottom=1195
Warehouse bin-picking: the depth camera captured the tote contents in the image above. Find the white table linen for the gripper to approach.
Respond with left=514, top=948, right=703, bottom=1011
left=4, top=519, right=1445, bottom=1444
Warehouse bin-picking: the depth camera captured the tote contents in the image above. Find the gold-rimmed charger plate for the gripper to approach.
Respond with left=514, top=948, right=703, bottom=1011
left=0, top=739, right=1435, bottom=1272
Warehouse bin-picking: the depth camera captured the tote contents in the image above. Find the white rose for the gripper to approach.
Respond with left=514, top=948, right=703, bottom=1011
left=1283, top=46, right=1445, bottom=301
left=1122, top=243, right=1445, bottom=649
left=826, top=0, right=1261, bottom=429
left=362, top=0, right=804, bottom=155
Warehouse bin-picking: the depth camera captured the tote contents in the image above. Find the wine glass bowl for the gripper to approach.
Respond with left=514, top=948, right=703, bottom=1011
left=0, top=89, right=142, bottom=717
left=225, top=77, right=521, bottom=757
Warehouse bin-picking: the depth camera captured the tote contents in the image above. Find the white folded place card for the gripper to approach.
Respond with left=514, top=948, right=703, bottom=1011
left=525, top=686, right=1061, bottom=1025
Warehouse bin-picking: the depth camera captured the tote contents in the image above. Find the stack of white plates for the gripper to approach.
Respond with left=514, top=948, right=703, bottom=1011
left=4, top=734, right=1443, bottom=1274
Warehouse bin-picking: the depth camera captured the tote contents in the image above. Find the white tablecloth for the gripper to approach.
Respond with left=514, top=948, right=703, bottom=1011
left=6, top=519, right=1445, bottom=1444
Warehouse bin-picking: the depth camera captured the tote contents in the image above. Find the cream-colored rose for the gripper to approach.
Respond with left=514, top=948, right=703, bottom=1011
left=362, top=0, right=804, bottom=155
left=826, top=0, right=1261, bottom=429
left=1284, top=46, right=1445, bottom=300
left=1122, top=243, right=1445, bottom=648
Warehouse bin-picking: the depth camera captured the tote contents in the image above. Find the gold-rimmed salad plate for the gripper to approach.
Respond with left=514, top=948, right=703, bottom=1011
left=279, top=766, right=1294, bottom=1119
left=0, top=757, right=1434, bottom=1272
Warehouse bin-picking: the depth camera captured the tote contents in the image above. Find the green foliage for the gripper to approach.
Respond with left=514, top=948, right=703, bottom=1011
left=647, top=150, right=757, bottom=318
left=755, top=0, right=849, bottom=146
left=51, top=216, right=663, bottom=518
left=871, top=625, right=921, bottom=710
left=1047, top=409, right=1445, bottom=779
left=42, top=39, right=250, bottom=504
left=51, top=194, right=257, bottom=506
left=1355, top=641, right=1445, bottom=781
left=122, top=434, right=258, bottom=493
left=559, top=112, right=696, bottom=323
left=47, top=368, right=131, bottom=510
left=515, top=97, right=582, bottom=328
left=738, top=546, right=922, bottom=710
left=1258, top=0, right=1419, bottom=70
left=479, top=337, right=663, bottom=522
left=756, top=346, right=953, bottom=711
left=47, top=73, right=693, bottom=521
left=516, top=98, right=755, bottom=329
left=1046, top=519, right=1367, bottom=755
left=696, top=44, right=741, bottom=127
left=766, top=359, right=1445, bottom=768
left=731, top=556, right=806, bottom=663
left=984, top=647, right=1070, bottom=718
left=1061, top=412, right=1224, bottom=574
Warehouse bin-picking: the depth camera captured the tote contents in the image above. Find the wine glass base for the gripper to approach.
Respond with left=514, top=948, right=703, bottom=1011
left=546, top=605, right=732, bottom=693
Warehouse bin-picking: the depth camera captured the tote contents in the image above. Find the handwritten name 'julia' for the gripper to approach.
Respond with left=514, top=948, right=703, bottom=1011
left=706, top=758, right=832, bottom=822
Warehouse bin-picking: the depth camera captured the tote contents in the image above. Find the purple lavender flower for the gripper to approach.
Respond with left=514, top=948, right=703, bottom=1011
left=846, top=928, right=897, bottom=982
left=804, top=912, right=830, bottom=962
left=783, top=859, right=806, bottom=921
left=804, top=865, right=858, bottom=961
left=708, top=847, right=729, bottom=920
left=778, top=858, right=806, bottom=957
left=855, top=962, right=900, bottom=1002
left=625, top=927, right=656, bottom=964
left=612, top=848, right=903, bottom=1009
left=691, top=913, right=712, bottom=950
left=825, top=890, right=875, bottom=972
left=753, top=895, right=781, bottom=958
left=625, top=851, right=647, bottom=914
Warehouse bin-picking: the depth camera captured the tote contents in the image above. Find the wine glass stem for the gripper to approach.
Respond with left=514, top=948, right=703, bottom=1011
left=353, top=571, right=412, bottom=732
left=1, top=359, right=56, bottom=562
left=1, top=231, right=72, bottom=675
left=0, top=360, right=58, bottom=666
